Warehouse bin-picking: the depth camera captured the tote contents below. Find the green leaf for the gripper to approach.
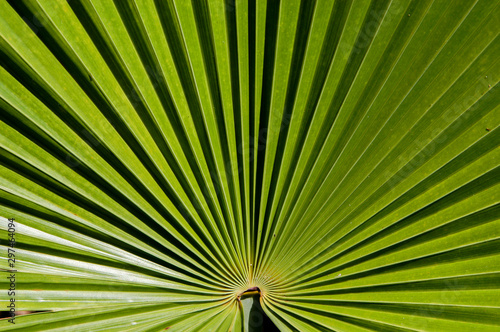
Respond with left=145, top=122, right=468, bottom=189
left=0, top=0, right=499, bottom=330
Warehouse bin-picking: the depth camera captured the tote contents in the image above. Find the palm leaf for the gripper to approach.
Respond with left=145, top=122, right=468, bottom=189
left=0, top=0, right=499, bottom=330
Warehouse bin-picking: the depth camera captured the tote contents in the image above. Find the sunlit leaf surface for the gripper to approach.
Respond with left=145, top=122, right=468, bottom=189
left=0, top=0, right=499, bottom=331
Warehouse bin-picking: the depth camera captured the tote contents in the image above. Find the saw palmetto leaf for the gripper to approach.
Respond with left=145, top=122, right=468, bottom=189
left=0, top=0, right=499, bottom=331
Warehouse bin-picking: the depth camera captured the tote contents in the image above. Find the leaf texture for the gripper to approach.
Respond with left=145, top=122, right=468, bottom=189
left=0, top=0, right=499, bottom=331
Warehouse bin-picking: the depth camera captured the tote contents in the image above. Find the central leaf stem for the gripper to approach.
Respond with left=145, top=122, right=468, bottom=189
left=237, top=286, right=260, bottom=301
